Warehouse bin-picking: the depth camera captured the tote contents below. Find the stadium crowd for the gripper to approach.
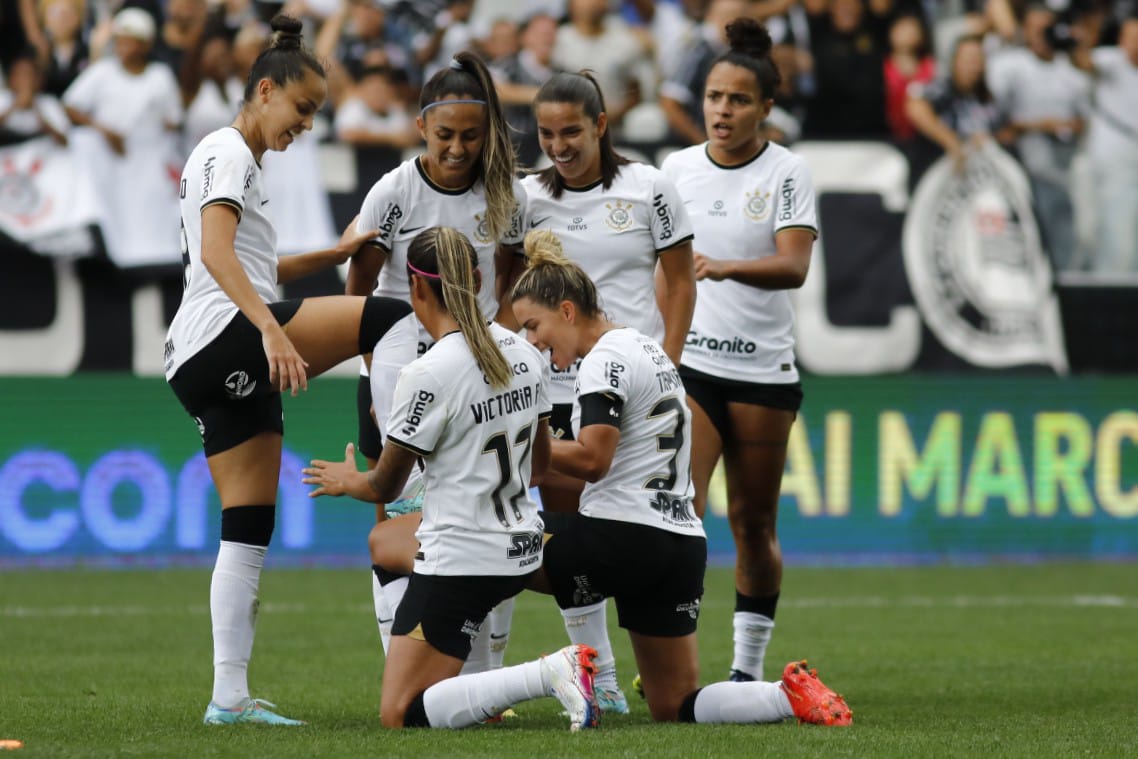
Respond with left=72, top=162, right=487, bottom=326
left=0, top=0, right=1136, bottom=271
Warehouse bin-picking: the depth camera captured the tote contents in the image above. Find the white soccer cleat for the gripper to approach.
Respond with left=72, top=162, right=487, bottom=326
left=542, top=644, right=600, bottom=731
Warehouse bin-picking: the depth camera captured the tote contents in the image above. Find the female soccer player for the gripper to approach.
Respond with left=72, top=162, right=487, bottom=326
left=659, top=18, right=817, bottom=684
left=521, top=71, right=697, bottom=711
left=513, top=231, right=847, bottom=727
left=335, top=230, right=850, bottom=728
left=346, top=50, right=525, bottom=665
left=303, top=227, right=600, bottom=732
left=165, top=15, right=411, bottom=726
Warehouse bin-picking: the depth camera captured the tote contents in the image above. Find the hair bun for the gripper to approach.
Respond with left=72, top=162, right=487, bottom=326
left=523, top=230, right=570, bottom=268
left=725, top=17, right=773, bottom=59
left=269, top=14, right=304, bottom=49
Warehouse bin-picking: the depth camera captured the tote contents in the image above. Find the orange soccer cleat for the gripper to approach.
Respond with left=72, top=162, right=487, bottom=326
left=780, top=660, right=853, bottom=726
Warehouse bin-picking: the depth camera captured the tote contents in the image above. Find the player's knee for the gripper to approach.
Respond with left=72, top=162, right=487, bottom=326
left=367, top=522, right=385, bottom=565
left=727, top=498, right=777, bottom=538
left=359, top=297, right=411, bottom=355
left=220, top=504, right=275, bottom=547
left=380, top=689, right=427, bottom=729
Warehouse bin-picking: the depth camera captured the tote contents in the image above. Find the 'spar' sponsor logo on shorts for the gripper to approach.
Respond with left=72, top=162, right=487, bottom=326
left=675, top=599, right=701, bottom=620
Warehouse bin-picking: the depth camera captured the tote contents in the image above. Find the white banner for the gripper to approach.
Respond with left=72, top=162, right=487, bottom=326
left=902, top=141, right=1068, bottom=374
left=0, top=137, right=100, bottom=257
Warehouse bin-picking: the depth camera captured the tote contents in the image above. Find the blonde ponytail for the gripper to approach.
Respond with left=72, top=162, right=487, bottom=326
left=431, top=228, right=513, bottom=389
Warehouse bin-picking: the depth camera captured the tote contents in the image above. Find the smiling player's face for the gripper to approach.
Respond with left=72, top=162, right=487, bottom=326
left=418, top=100, right=487, bottom=189
left=512, top=296, right=581, bottom=371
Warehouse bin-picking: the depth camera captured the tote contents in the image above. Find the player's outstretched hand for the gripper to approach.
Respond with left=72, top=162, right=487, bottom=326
left=262, top=323, right=308, bottom=396
left=304, top=443, right=370, bottom=500
left=693, top=253, right=728, bottom=281
left=334, top=214, right=380, bottom=264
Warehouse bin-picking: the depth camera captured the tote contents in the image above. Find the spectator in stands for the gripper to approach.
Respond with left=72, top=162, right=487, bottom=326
left=39, top=0, right=88, bottom=98
left=414, top=0, right=479, bottom=80
left=553, top=0, right=649, bottom=133
left=63, top=8, right=184, bottom=269
left=883, top=13, right=934, bottom=141
left=63, top=8, right=181, bottom=156
left=987, top=3, right=1091, bottom=270
left=627, top=0, right=706, bottom=80
left=0, top=48, right=70, bottom=145
left=659, top=0, right=750, bottom=145
left=763, top=41, right=806, bottom=143
left=802, top=0, right=891, bottom=138
left=152, top=0, right=208, bottom=73
left=0, top=0, right=46, bottom=72
left=1078, top=13, right=1138, bottom=273
left=315, top=0, right=412, bottom=108
left=480, top=16, right=519, bottom=65
left=181, top=19, right=243, bottom=152
left=334, top=63, right=417, bottom=147
left=490, top=11, right=559, bottom=168
left=906, top=33, right=1008, bottom=169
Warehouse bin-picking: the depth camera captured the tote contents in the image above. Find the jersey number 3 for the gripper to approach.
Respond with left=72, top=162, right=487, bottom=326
left=482, top=423, right=535, bottom=528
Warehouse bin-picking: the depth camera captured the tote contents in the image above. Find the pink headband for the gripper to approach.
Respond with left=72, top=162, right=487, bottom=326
left=406, top=260, right=441, bottom=279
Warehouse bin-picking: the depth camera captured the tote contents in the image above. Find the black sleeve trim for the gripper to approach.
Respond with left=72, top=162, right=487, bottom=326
left=386, top=436, right=432, bottom=457
left=202, top=197, right=243, bottom=221
left=578, top=392, right=624, bottom=429
left=775, top=225, right=818, bottom=238
left=656, top=234, right=695, bottom=254
left=538, top=411, right=552, bottom=420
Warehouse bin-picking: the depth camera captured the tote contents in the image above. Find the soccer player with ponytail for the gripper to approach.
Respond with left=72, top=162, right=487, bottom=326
left=166, top=15, right=410, bottom=725
left=304, top=227, right=600, bottom=732
left=346, top=50, right=526, bottom=666
left=660, top=17, right=818, bottom=684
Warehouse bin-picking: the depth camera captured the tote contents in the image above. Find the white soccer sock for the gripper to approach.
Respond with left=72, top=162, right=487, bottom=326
left=460, top=622, right=492, bottom=675
left=731, top=612, right=775, bottom=679
left=422, top=660, right=548, bottom=728
left=382, top=575, right=409, bottom=624
left=371, top=572, right=393, bottom=655
left=691, top=681, right=794, bottom=724
left=561, top=601, right=617, bottom=690
left=487, top=597, right=515, bottom=669
left=210, top=541, right=266, bottom=708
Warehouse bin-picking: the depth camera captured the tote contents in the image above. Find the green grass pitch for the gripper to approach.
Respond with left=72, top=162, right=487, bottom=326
left=2, top=563, right=1136, bottom=757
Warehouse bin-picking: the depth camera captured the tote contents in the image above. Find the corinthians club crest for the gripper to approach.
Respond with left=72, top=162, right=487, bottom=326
left=744, top=188, right=771, bottom=221
left=604, top=201, right=633, bottom=232
left=902, top=142, right=1067, bottom=372
left=473, top=212, right=493, bottom=244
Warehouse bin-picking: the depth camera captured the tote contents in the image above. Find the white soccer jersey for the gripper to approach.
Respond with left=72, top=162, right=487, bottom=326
left=522, top=163, right=693, bottom=403
left=165, top=128, right=276, bottom=378
left=369, top=313, right=435, bottom=444
left=386, top=323, right=552, bottom=576
left=661, top=142, right=817, bottom=384
left=356, top=157, right=526, bottom=321
left=573, top=328, right=703, bottom=538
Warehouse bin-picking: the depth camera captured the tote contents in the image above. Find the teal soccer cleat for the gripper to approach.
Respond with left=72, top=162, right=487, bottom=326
left=203, top=698, right=306, bottom=726
left=596, top=685, right=630, bottom=714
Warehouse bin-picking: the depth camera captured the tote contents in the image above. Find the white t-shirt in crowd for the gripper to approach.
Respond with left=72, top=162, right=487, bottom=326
left=386, top=323, right=551, bottom=576
left=661, top=142, right=817, bottom=384
left=0, top=92, right=70, bottom=137
left=333, top=97, right=411, bottom=141
left=573, top=328, right=703, bottom=538
left=1085, top=47, right=1138, bottom=163
left=165, top=127, right=276, bottom=378
left=62, top=57, right=182, bottom=144
left=522, top=162, right=692, bottom=403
